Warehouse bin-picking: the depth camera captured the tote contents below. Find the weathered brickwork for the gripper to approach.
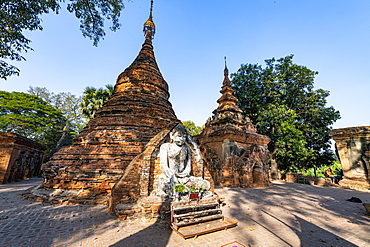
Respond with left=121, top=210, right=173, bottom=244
left=34, top=13, right=214, bottom=217
left=109, top=128, right=214, bottom=219
left=196, top=66, right=271, bottom=188
left=330, top=126, right=370, bottom=191
left=0, top=132, right=45, bottom=184
left=39, top=34, right=181, bottom=204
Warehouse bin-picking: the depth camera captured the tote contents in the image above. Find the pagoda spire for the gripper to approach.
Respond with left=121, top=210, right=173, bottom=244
left=115, top=0, right=170, bottom=99
left=143, top=0, right=155, bottom=40
left=217, top=58, right=241, bottom=112
left=224, top=56, right=229, bottom=74
left=200, top=58, right=256, bottom=132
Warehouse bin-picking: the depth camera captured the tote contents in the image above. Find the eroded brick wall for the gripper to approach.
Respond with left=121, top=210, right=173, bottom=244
left=0, top=133, right=45, bottom=184
left=39, top=39, right=181, bottom=204
left=109, top=128, right=214, bottom=213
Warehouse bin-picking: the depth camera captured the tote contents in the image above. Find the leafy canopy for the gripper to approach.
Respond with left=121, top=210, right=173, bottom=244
left=0, top=91, right=66, bottom=157
left=27, top=86, right=84, bottom=133
left=0, top=0, right=125, bottom=79
left=0, top=90, right=64, bottom=137
left=81, top=84, right=114, bottom=120
left=231, top=55, right=340, bottom=174
left=182, top=121, right=204, bottom=136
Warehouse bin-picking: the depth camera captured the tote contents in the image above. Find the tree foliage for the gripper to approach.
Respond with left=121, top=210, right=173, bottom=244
left=231, top=55, right=340, bottom=175
left=182, top=121, right=204, bottom=136
left=0, top=0, right=125, bottom=79
left=0, top=90, right=65, bottom=157
left=81, top=84, right=114, bottom=120
left=27, top=86, right=84, bottom=133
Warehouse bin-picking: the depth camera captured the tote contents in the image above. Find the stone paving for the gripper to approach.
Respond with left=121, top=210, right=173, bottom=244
left=0, top=178, right=369, bottom=247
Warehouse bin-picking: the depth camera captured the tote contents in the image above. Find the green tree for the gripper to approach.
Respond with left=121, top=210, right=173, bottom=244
left=182, top=121, right=204, bottom=136
left=81, top=84, right=114, bottom=120
left=231, top=55, right=340, bottom=178
left=0, top=90, right=65, bottom=157
left=1, top=0, right=125, bottom=79
left=27, top=86, right=84, bottom=133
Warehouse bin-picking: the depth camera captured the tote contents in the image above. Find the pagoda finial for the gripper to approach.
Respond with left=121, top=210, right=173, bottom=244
left=143, top=0, right=156, bottom=40
left=224, top=56, right=229, bottom=75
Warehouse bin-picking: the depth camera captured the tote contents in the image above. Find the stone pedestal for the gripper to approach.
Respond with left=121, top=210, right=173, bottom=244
left=114, top=194, right=222, bottom=221
left=330, top=126, right=370, bottom=191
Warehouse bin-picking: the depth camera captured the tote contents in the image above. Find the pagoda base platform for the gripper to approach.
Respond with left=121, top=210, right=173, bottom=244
left=113, top=194, right=225, bottom=222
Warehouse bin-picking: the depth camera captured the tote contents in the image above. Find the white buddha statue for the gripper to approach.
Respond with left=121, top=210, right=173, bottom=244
left=156, top=124, right=210, bottom=199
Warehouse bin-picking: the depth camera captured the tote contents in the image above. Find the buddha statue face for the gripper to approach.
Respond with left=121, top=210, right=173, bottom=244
left=170, top=130, right=185, bottom=146
left=170, top=125, right=187, bottom=146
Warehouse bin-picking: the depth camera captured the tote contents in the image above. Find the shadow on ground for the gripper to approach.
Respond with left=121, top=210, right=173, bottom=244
left=0, top=178, right=116, bottom=247
left=0, top=178, right=173, bottom=247
left=108, top=217, right=172, bottom=247
left=218, top=182, right=370, bottom=246
left=1, top=179, right=370, bottom=246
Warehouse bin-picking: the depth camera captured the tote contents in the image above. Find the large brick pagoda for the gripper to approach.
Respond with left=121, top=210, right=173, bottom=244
left=196, top=61, right=271, bottom=188
left=38, top=8, right=183, bottom=205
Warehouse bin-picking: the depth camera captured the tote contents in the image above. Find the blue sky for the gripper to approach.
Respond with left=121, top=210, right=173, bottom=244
left=1, top=0, right=370, bottom=130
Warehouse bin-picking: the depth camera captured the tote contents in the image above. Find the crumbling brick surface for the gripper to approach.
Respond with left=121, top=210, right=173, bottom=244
left=196, top=68, right=271, bottom=188
left=109, top=127, right=214, bottom=217
left=0, top=132, right=45, bottom=184
left=39, top=39, right=180, bottom=204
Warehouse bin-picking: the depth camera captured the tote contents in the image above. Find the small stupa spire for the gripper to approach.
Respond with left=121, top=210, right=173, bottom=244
left=143, top=0, right=155, bottom=40
left=224, top=56, right=229, bottom=75
left=217, top=57, right=242, bottom=114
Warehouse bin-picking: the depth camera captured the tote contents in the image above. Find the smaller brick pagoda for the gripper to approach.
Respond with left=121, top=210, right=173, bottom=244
left=196, top=60, right=270, bottom=188
left=0, top=133, right=45, bottom=184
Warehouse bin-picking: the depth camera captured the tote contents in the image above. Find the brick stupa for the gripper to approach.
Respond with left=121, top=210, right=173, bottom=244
left=38, top=8, right=182, bottom=204
left=196, top=60, right=271, bottom=188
